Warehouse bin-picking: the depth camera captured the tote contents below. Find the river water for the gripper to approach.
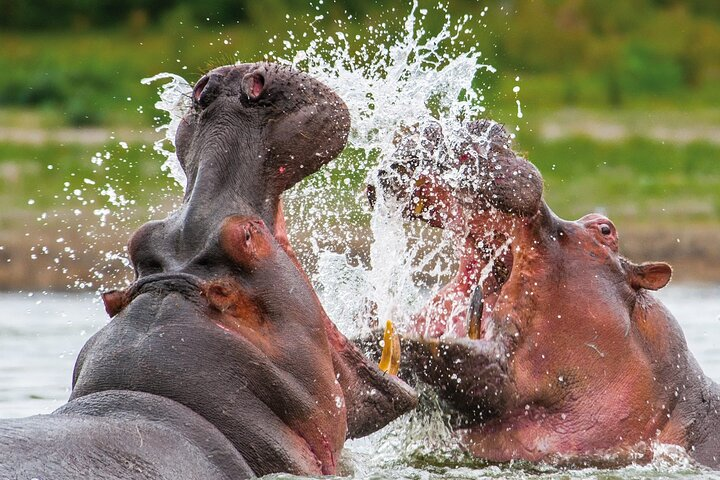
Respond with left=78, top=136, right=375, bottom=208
left=1, top=284, right=719, bottom=479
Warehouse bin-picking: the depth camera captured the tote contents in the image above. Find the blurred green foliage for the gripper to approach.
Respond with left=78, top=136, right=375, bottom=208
left=1, top=135, right=717, bottom=227
left=0, top=0, right=719, bottom=125
left=523, top=136, right=720, bottom=223
left=0, top=0, right=249, bottom=30
left=0, top=0, right=718, bottom=230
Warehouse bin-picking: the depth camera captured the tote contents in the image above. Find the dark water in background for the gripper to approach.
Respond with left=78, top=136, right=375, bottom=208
left=0, top=284, right=719, bottom=479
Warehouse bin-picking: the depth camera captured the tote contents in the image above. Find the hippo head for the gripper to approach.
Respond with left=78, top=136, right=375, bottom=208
left=72, top=63, right=416, bottom=477
left=371, top=120, right=716, bottom=465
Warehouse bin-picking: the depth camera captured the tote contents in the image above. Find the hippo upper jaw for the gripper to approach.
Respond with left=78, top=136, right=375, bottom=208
left=176, top=62, right=350, bottom=232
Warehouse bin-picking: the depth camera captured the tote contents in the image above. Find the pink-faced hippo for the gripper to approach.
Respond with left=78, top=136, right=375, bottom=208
left=0, top=63, right=416, bottom=479
left=365, top=120, right=720, bottom=468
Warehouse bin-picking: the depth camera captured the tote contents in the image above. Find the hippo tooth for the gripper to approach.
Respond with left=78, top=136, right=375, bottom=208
left=466, top=285, right=484, bottom=340
left=378, top=320, right=401, bottom=376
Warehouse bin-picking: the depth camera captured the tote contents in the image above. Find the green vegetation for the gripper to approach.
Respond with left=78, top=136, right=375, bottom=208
left=11, top=136, right=717, bottom=229
left=0, top=0, right=718, bottom=286
left=521, top=135, right=720, bottom=226
left=0, top=141, right=179, bottom=226
left=2, top=134, right=717, bottom=230
left=1, top=1, right=720, bottom=125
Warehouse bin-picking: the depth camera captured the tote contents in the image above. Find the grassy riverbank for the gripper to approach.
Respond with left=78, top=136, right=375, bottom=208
left=0, top=122, right=718, bottom=291
left=2, top=126, right=718, bottom=223
left=1, top=1, right=719, bottom=289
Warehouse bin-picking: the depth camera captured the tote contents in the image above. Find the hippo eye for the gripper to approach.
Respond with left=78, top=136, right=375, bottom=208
left=599, top=224, right=612, bottom=235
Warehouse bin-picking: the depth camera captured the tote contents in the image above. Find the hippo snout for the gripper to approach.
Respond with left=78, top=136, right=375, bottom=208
left=370, top=120, right=544, bottom=227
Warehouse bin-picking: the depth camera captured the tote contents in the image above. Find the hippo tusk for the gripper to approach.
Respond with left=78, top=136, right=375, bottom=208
left=378, top=320, right=401, bottom=375
left=466, top=285, right=484, bottom=340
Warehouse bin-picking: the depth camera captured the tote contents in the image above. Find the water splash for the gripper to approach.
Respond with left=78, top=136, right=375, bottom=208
left=138, top=2, right=500, bottom=337
left=275, top=1, right=499, bottom=336
left=283, top=1, right=494, bottom=153
left=24, top=75, right=193, bottom=294
left=140, top=73, right=193, bottom=187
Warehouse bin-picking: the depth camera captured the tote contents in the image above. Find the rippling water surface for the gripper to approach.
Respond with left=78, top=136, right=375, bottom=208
left=1, top=284, right=719, bottom=479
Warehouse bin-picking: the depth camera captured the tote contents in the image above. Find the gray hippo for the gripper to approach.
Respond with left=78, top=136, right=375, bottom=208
left=365, top=120, right=720, bottom=468
left=0, top=63, right=416, bottom=479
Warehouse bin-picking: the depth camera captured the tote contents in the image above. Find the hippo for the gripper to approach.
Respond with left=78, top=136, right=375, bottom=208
left=364, top=120, right=720, bottom=468
left=0, top=63, right=416, bottom=479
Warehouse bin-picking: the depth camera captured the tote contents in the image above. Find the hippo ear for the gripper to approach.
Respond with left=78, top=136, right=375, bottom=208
left=629, top=262, right=673, bottom=291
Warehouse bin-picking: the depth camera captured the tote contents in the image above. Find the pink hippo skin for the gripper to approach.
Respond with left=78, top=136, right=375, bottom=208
left=370, top=120, right=720, bottom=468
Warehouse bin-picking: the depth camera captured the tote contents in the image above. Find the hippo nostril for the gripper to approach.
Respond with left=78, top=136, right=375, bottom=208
left=194, top=74, right=224, bottom=109
left=243, top=72, right=265, bottom=100
left=193, top=75, right=210, bottom=104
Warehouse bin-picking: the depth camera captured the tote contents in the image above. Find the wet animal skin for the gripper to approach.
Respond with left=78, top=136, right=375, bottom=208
left=367, top=120, right=720, bottom=468
left=0, top=63, right=417, bottom=479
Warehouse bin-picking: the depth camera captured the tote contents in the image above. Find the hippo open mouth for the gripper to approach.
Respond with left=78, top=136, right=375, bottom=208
left=362, top=120, right=542, bottom=423
left=365, top=119, right=720, bottom=469
left=369, top=120, right=539, bottom=346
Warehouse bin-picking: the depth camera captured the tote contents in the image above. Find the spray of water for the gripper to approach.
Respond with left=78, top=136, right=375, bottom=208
left=278, top=1, right=501, bottom=338
left=138, top=2, right=501, bottom=343
left=140, top=73, right=193, bottom=188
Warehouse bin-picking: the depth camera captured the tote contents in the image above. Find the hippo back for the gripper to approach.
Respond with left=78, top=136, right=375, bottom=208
left=0, top=390, right=253, bottom=479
